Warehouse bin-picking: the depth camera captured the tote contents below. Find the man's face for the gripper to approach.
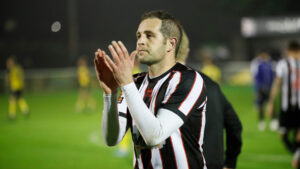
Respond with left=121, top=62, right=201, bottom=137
left=6, top=59, right=14, bottom=69
left=136, top=18, right=167, bottom=65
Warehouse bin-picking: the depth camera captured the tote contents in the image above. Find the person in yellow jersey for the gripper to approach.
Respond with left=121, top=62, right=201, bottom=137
left=5, top=56, right=29, bottom=120
left=201, top=51, right=222, bottom=84
left=116, top=59, right=142, bottom=157
left=75, top=57, right=96, bottom=113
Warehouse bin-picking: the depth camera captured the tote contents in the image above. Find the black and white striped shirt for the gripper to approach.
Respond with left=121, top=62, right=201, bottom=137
left=118, top=63, right=207, bottom=169
left=276, top=57, right=300, bottom=111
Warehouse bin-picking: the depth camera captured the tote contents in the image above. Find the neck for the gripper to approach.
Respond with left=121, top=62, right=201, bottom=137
left=148, top=53, right=176, bottom=78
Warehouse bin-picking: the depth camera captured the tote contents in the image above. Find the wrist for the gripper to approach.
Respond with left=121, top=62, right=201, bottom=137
left=120, top=82, right=136, bottom=95
left=119, top=79, right=134, bottom=87
left=101, top=86, right=118, bottom=95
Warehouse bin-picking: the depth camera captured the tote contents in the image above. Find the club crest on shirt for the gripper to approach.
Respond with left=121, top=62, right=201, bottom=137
left=118, top=91, right=124, bottom=103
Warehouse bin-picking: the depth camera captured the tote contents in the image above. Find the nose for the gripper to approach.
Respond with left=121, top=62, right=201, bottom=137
left=137, top=34, right=146, bottom=46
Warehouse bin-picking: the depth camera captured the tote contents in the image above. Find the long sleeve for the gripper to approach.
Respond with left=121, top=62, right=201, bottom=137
left=221, top=90, right=242, bottom=168
left=101, top=93, right=126, bottom=146
left=121, top=82, right=184, bottom=146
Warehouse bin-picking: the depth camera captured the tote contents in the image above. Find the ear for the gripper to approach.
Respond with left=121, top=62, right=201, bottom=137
left=167, top=37, right=178, bottom=53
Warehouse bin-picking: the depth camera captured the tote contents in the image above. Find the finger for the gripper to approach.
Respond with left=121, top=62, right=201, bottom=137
left=130, top=50, right=137, bottom=61
left=95, top=50, right=100, bottom=59
left=117, top=41, right=129, bottom=57
left=108, top=44, right=120, bottom=64
left=104, top=53, right=118, bottom=73
left=112, top=41, right=124, bottom=60
left=102, top=52, right=114, bottom=72
left=94, top=59, right=99, bottom=70
left=95, top=57, right=103, bottom=72
left=95, top=52, right=101, bottom=66
left=94, top=58, right=102, bottom=76
left=95, top=49, right=103, bottom=60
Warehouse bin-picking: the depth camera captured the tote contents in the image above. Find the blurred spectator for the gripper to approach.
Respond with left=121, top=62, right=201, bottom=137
left=200, top=50, right=222, bottom=84
left=250, top=50, right=277, bottom=131
left=5, top=56, right=29, bottom=120
left=267, top=40, right=300, bottom=169
left=177, top=29, right=242, bottom=169
left=75, top=56, right=96, bottom=113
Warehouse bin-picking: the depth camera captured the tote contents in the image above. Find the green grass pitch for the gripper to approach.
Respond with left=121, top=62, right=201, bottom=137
left=0, top=85, right=294, bottom=169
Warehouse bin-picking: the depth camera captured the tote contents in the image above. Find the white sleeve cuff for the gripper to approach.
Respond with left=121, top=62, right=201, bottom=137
left=121, top=82, right=137, bottom=96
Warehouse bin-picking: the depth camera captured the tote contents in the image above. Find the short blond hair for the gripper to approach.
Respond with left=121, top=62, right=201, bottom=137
left=176, top=29, right=189, bottom=62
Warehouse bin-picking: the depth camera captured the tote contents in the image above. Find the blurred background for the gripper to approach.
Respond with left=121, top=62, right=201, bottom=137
left=1, top=0, right=300, bottom=168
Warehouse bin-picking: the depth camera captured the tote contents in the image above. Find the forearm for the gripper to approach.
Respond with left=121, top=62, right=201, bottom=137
left=269, top=78, right=281, bottom=103
left=121, top=82, right=183, bottom=146
left=101, top=93, right=120, bottom=146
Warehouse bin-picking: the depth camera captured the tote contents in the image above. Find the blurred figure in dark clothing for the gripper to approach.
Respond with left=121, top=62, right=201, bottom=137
left=177, top=30, right=242, bottom=169
left=250, top=51, right=277, bottom=131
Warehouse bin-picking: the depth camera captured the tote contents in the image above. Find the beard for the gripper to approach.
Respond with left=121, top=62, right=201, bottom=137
left=137, top=44, right=166, bottom=66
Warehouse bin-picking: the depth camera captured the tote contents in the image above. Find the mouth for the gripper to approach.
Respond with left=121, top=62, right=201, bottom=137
left=137, top=49, right=148, bottom=53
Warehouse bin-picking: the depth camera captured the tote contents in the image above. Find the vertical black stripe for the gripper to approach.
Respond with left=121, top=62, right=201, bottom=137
left=154, top=72, right=175, bottom=115
left=159, top=138, right=178, bottom=169
left=141, top=149, right=153, bottom=169
left=181, top=127, right=205, bottom=169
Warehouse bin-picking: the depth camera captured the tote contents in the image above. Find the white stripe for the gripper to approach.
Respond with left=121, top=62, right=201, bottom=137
left=281, top=66, right=288, bottom=110
left=151, top=148, right=163, bottom=169
left=179, top=72, right=203, bottom=115
left=162, top=72, right=181, bottom=104
left=149, top=73, right=171, bottom=113
left=198, top=103, right=206, bottom=151
left=133, top=148, right=137, bottom=167
left=170, top=130, right=189, bottom=169
left=137, top=154, right=144, bottom=169
left=197, top=103, right=207, bottom=169
left=290, top=59, right=297, bottom=105
left=197, top=98, right=207, bottom=109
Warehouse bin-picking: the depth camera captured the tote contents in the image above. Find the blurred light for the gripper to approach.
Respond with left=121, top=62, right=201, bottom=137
left=4, top=19, right=17, bottom=32
left=51, top=21, right=61, bottom=32
left=241, top=18, right=257, bottom=38
left=265, top=18, right=300, bottom=34
left=241, top=16, right=300, bottom=38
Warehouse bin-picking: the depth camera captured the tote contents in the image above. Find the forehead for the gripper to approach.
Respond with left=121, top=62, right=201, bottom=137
left=137, top=18, right=162, bottom=33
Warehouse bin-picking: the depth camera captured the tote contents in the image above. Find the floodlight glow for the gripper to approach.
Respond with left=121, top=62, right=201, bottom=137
left=51, top=21, right=61, bottom=32
left=241, top=18, right=257, bottom=37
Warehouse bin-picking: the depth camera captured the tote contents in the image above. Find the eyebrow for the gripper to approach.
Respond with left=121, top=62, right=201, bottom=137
left=136, top=30, right=155, bottom=36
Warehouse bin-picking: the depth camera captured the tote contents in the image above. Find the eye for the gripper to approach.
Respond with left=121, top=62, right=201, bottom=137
left=136, top=34, right=141, bottom=39
left=146, top=34, right=152, bottom=38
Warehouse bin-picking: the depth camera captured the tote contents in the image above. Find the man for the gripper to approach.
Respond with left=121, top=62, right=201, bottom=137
left=267, top=41, right=300, bottom=168
left=6, top=56, right=29, bottom=120
left=200, top=52, right=221, bottom=84
left=75, top=56, right=96, bottom=113
left=94, top=10, right=207, bottom=169
left=177, top=30, right=242, bottom=169
left=250, top=51, right=276, bottom=131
